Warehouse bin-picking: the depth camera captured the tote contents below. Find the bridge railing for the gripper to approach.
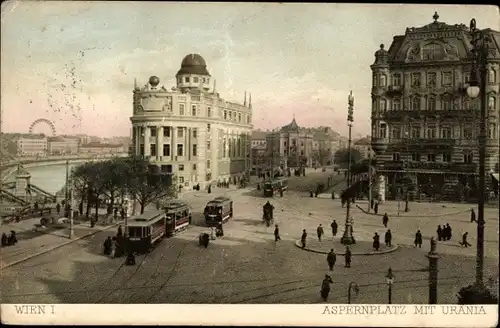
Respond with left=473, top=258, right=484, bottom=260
left=0, top=153, right=128, bottom=167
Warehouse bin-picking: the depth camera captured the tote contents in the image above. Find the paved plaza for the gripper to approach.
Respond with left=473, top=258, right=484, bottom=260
left=1, top=171, right=498, bottom=304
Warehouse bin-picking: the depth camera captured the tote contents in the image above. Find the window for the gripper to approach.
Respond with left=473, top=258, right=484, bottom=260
left=372, top=73, right=377, bottom=87
left=427, top=72, right=437, bottom=87
left=489, top=96, right=496, bottom=109
left=411, top=73, right=421, bottom=87
left=177, top=144, right=183, bottom=156
left=247, top=115, right=250, bottom=124
left=163, top=144, right=170, bottom=156
left=426, top=126, right=436, bottom=139
left=150, top=127, right=157, bottom=137
left=207, top=141, right=211, bottom=149
left=392, top=98, right=401, bottom=111
left=177, top=128, right=184, bottom=138
left=441, top=96, right=452, bottom=110
left=440, top=127, right=452, bottom=139
left=193, top=128, right=197, bottom=138
left=149, top=144, right=156, bottom=156
left=427, top=154, right=436, bottom=162
left=442, top=153, right=452, bottom=162
left=427, top=96, right=436, bottom=111
left=207, top=160, right=211, bottom=169
left=224, top=111, right=227, bottom=119
left=207, top=107, right=211, bottom=117
left=238, top=113, right=242, bottom=122
left=185, top=77, right=190, bottom=83
left=410, top=96, right=421, bottom=111
left=464, top=152, right=473, bottom=163
left=192, top=105, right=197, bottom=116
left=411, top=127, right=421, bottom=139
left=379, top=124, right=387, bottom=139
left=380, top=99, right=387, bottom=112
left=163, top=127, right=170, bottom=137
left=300, top=150, right=304, bottom=156
left=228, top=111, right=232, bottom=120
left=179, top=104, right=185, bottom=115
left=442, top=72, right=453, bottom=86
left=392, top=153, right=400, bottom=161
left=193, top=77, right=199, bottom=83
left=489, top=123, right=497, bottom=139
left=192, top=144, right=197, bottom=156
left=380, top=75, right=387, bottom=87
left=179, top=164, right=184, bottom=171
left=463, top=125, right=473, bottom=139
left=223, top=139, right=226, bottom=157
left=489, top=69, right=496, bottom=83
left=411, top=153, right=421, bottom=161
left=179, top=176, right=184, bottom=184
left=207, top=123, right=211, bottom=132
left=139, top=144, right=144, bottom=156
left=393, top=74, right=401, bottom=86
left=160, top=165, right=172, bottom=173
left=192, top=164, right=197, bottom=171
left=391, top=127, right=401, bottom=139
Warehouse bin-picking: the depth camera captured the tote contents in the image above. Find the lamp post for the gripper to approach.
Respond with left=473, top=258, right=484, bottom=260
left=65, top=160, right=69, bottom=204
left=466, top=18, right=494, bottom=287
left=367, top=150, right=373, bottom=212
left=341, top=91, right=356, bottom=245
left=385, top=267, right=394, bottom=304
left=427, top=237, right=439, bottom=304
left=348, top=281, right=360, bottom=304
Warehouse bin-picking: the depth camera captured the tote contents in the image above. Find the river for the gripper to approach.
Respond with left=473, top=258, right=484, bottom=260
left=4, top=164, right=78, bottom=195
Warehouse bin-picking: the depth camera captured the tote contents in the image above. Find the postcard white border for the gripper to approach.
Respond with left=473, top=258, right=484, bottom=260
left=1, top=304, right=498, bottom=327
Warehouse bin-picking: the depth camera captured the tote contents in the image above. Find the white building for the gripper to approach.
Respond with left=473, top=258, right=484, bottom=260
left=12, top=134, right=47, bottom=157
left=130, top=54, right=254, bottom=191
left=79, top=142, right=127, bottom=155
left=47, top=136, right=80, bottom=155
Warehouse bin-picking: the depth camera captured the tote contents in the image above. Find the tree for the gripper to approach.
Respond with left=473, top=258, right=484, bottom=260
left=72, top=162, right=101, bottom=219
left=457, top=283, right=498, bottom=304
left=333, top=148, right=363, bottom=169
left=313, top=148, right=332, bottom=166
left=124, top=157, right=178, bottom=214
left=98, top=158, right=129, bottom=213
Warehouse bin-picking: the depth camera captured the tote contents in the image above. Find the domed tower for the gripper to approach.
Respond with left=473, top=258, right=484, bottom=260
left=176, top=54, right=211, bottom=92
left=370, top=44, right=391, bottom=141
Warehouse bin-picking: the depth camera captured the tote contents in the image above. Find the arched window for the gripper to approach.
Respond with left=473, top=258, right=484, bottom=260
left=489, top=95, right=496, bottom=109
left=427, top=96, right=436, bottom=111
left=380, top=75, right=387, bottom=87
left=392, top=98, right=401, bottom=111
left=463, top=152, right=474, bottom=164
left=489, top=69, right=497, bottom=83
left=410, top=96, right=420, bottom=111
left=380, top=99, right=387, bottom=112
left=372, top=74, right=377, bottom=87
left=441, top=94, right=452, bottom=110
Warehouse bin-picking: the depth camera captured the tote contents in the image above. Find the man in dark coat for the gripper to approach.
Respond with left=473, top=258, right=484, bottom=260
left=344, top=246, right=352, bottom=268
left=331, top=220, right=338, bottom=237
left=317, top=224, right=324, bottom=242
left=1, top=233, right=8, bottom=247
left=384, top=229, right=392, bottom=247
left=274, top=224, right=281, bottom=242
left=117, top=225, right=123, bottom=238
left=374, top=202, right=379, bottom=214
left=445, top=223, right=452, bottom=241
left=373, top=232, right=380, bottom=251
left=301, top=229, right=307, bottom=248
left=370, top=199, right=375, bottom=209
left=56, top=202, right=61, bottom=215
left=437, top=225, right=443, bottom=241
left=470, top=209, right=476, bottom=223
left=382, top=213, right=389, bottom=228
left=461, top=232, right=472, bottom=247
left=414, top=230, right=423, bottom=248
left=103, top=236, right=113, bottom=255
left=326, top=249, right=336, bottom=271
left=320, top=275, right=333, bottom=301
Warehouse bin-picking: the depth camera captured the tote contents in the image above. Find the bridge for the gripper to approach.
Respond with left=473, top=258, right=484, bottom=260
left=1, top=153, right=129, bottom=169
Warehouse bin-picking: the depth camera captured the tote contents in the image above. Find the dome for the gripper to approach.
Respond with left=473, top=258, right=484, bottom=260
left=149, top=76, right=160, bottom=87
left=176, top=53, right=210, bottom=76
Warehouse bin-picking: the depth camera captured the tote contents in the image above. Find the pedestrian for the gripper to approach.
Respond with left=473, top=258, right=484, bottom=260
left=344, top=246, right=352, bottom=268
left=327, top=249, right=336, bottom=271
left=78, top=202, right=83, bottom=216
left=445, top=223, right=452, bottom=241
left=56, top=202, right=61, bottom=215
left=382, top=213, right=389, bottom=228
left=470, top=209, right=476, bottom=223
left=374, top=202, right=379, bottom=214
left=274, top=224, right=281, bottom=242
left=301, top=229, right=307, bottom=248
left=437, top=225, right=443, bottom=241
left=461, top=232, right=472, bottom=247
left=317, top=224, right=324, bottom=242
left=208, top=184, right=212, bottom=194
left=370, top=199, right=375, bottom=210
left=414, top=230, right=423, bottom=248
left=1, top=233, right=8, bottom=247
left=117, top=225, right=123, bottom=238
left=331, top=220, right=338, bottom=237
left=384, top=229, right=392, bottom=247
left=114, top=208, right=118, bottom=220
left=280, top=188, right=284, bottom=198
left=120, top=208, right=125, bottom=221
left=320, top=274, right=333, bottom=301
left=373, top=232, right=380, bottom=251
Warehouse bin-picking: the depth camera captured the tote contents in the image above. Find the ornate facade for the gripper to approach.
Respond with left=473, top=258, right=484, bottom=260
left=371, top=13, right=500, bottom=201
left=130, top=54, right=253, bottom=191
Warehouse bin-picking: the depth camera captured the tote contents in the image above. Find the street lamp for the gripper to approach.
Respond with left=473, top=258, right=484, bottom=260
left=341, top=91, right=356, bottom=245
left=466, top=17, right=494, bottom=287
left=348, top=282, right=360, bottom=304
left=385, top=267, right=394, bottom=304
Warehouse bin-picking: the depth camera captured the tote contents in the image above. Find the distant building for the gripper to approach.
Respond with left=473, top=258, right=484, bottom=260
left=79, top=142, right=126, bottom=155
left=12, top=134, right=47, bottom=157
left=251, top=130, right=268, bottom=148
left=352, top=136, right=373, bottom=159
left=47, top=136, right=79, bottom=155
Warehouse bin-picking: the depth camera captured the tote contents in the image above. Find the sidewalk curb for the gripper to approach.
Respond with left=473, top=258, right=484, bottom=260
left=1, top=222, right=121, bottom=270
left=354, top=205, right=469, bottom=218
left=294, top=239, right=399, bottom=255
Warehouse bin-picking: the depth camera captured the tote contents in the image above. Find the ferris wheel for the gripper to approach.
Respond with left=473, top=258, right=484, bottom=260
left=29, top=118, right=56, bottom=136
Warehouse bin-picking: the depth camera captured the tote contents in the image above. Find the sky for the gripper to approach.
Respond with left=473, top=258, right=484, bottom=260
left=1, top=2, right=498, bottom=138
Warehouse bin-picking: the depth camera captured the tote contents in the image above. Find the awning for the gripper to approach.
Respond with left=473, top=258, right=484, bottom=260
left=492, top=173, right=499, bottom=182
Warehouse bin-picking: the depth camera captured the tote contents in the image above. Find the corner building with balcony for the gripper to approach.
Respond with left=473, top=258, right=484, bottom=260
left=371, top=14, right=500, bottom=201
left=130, top=54, right=253, bottom=191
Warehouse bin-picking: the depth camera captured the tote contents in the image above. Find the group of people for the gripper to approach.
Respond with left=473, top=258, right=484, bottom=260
left=436, top=223, right=453, bottom=241
left=1, top=231, right=17, bottom=247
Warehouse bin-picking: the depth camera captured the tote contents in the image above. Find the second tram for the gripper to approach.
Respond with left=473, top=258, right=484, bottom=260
left=204, top=196, right=233, bottom=226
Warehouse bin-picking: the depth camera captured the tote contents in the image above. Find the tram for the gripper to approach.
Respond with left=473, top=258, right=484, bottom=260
left=263, top=177, right=288, bottom=197
left=164, top=200, right=191, bottom=236
left=204, top=196, right=233, bottom=226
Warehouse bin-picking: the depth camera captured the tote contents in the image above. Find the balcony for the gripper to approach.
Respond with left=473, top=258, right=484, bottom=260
left=386, top=85, right=403, bottom=96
